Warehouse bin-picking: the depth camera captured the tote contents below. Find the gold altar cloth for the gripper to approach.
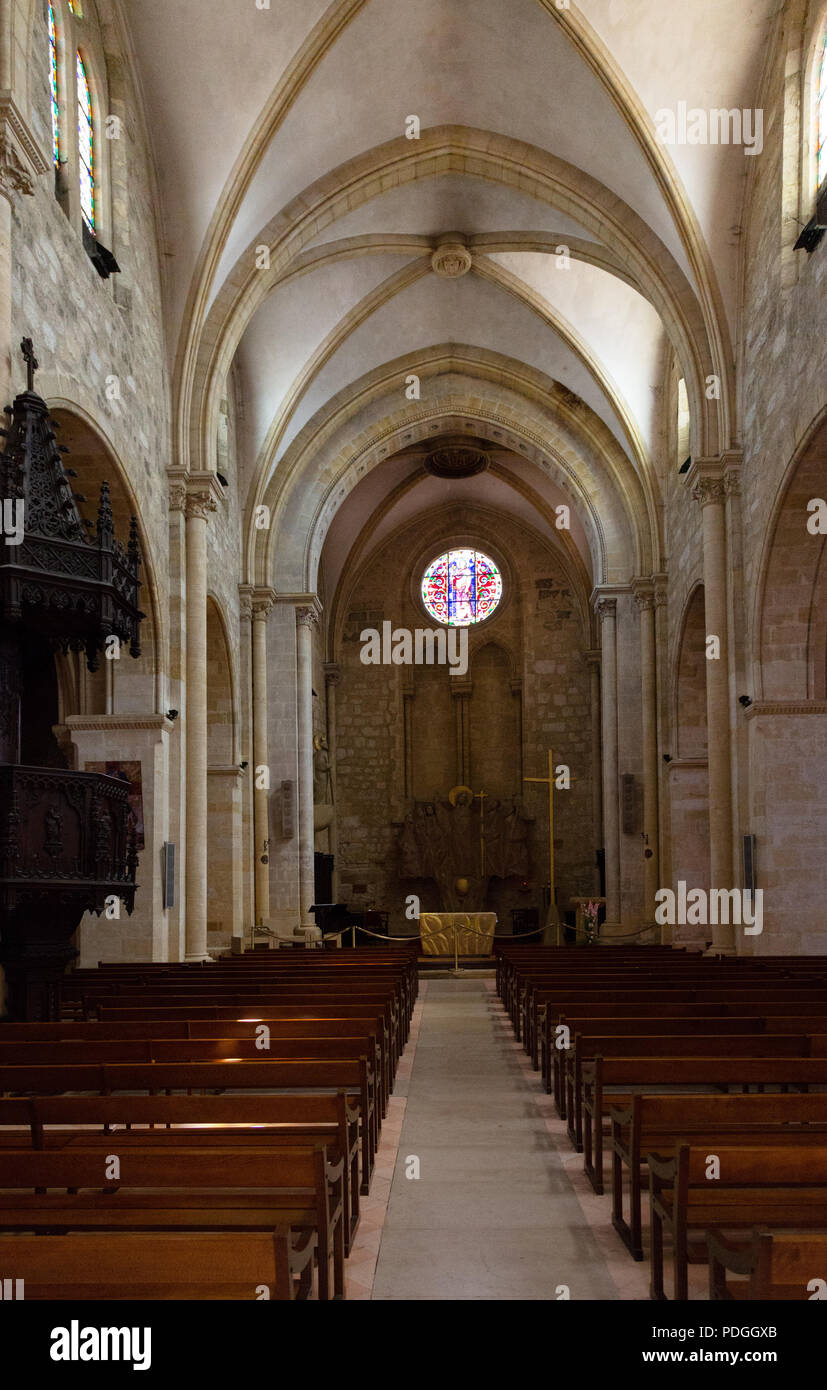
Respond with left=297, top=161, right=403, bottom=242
left=419, top=912, right=496, bottom=956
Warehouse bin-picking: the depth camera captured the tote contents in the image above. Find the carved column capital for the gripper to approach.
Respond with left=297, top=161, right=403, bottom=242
left=168, top=482, right=187, bottom=514
left=692, top=477, right=728, bottom=508
left=595, top=597, right=617, bottom=621
left=238, top=585, right=254, bottom=622
left=323, top=662, right=341, bottom=686
left=251, top=587, right=276, bottom=621
left=184, top=489, right=218, bottom=522
left=632, top=578, right=655, bottom=613
left=296, top=605, right=319, bottom=631
left=723, top=468, right=741, bottom=499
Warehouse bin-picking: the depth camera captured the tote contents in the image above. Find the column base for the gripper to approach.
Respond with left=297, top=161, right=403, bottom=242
left=184, top=952, right=216, bottom=963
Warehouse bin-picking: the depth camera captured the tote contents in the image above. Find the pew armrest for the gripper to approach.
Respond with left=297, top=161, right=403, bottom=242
left=707, top=1227, right=762, bottom=1301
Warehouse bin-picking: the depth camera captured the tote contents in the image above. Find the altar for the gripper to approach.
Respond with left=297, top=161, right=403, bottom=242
left=419, top=912, right=496, bottom=957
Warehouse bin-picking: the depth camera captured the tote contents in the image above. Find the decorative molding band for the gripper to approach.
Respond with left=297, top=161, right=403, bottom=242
left=667, top=757, right=709, bottom=769
left=65, top=714, right=174, bottom=734
left=589, top=583, right=631, bottom=609
left=207, top=765, right=245, bottom=778
left=745, top=701, right=827, bottom=719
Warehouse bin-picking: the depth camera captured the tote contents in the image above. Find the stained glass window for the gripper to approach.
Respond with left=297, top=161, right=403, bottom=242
left=421, top=549, right=503, bottom=627
left=76, top=52, right=94, bottom=229
left=818, top=26, right=827, bottom=189
left=48, top=6, right=60, bottom=168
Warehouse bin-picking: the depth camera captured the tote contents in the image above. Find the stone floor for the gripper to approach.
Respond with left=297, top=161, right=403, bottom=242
left=362, top=976, right=647, bottom=1301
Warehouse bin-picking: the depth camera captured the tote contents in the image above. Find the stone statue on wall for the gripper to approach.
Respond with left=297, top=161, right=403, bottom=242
left=313, top=733, right=335, bottom=849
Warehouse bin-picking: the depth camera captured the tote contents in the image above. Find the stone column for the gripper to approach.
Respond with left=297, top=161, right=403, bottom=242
left=237, top=587, right=255, bottom=934
left=183, top=477, right=221, bottom=961
left=634, top=584, right=660, bottom=924
left=653, top=581, right=671, bottom=942
left=296, top=604, right=320, bottom=926
left=323, top=661, right=340, bottom=898
left=596, top=597, right=621, bottom=932
left=251, top=589, right=275, bottom=927
left=692, top=468, right=735, bottom=952
left=584, top=650, right=602, bottom=887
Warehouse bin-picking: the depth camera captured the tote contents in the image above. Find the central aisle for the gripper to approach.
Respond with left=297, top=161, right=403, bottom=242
left=371, top=977, right=619, bottom=1300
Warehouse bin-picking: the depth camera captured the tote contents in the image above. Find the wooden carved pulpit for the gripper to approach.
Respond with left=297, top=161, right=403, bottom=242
left=0, top=341, right=143, bottom=1019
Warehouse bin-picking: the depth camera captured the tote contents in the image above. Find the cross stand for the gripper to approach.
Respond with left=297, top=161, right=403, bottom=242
left=524, top=749, right=562, bottom=946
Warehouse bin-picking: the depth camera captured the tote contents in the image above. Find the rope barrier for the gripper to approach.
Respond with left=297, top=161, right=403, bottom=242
left=314, top=918, right=653, bottom=948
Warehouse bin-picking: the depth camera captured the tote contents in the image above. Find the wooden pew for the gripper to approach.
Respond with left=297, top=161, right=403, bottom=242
left=0, top=1089, right=362, bottom=1253
left=581, top=1056, right=827, bottom=1198
left=609, top=1092, right=827, bottom=1260
left=550, top=1019, right=775, bottom=1114
left=0, top=1058, right=377, bottom=1194
left=40, top=1007, right=395, bottom=1071
left=564, top=1034, right=817, bottom=1152
left=0, top=1035, right=389, bottom=1117
left=0, top=1145, right=345, bottom=1299
left=708, top=1228, right=827, bottom=1301
left=526, top=983, right=827, bottom=1068
left=648, top=1142, right=827, bottom=1300
left=543, top=1007, right=827, bottom=1095
left=96, top=993, right=404, bottom=1061
left=0, top=1228, right=318, bottom=1300
left=0, top=1018, right=392, bottom=1117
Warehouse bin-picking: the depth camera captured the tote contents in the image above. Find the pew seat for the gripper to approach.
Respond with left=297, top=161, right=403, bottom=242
left=0, top=1227, right=317, bottom=1300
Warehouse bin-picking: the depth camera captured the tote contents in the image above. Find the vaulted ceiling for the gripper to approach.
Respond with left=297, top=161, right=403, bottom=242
left=123, top=0, right=779, bottom=595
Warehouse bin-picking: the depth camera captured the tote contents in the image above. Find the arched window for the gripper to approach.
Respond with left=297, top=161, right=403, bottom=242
left=76, top=53, right=94, bottom=229
left=817, top=25, right=827, bottom=189
left=48, top=5, right=60, bottom=169
left=676, top=376, right=690, bottom=468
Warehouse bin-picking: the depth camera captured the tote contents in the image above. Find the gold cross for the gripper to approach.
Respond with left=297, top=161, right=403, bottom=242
left=524, top=750, right=557, bottom=923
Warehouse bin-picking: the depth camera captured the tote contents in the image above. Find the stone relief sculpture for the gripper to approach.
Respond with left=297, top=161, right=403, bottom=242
left=398, top=792, right=532, bottom=912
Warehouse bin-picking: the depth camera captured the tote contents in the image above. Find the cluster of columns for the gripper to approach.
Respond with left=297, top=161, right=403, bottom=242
left=592, top=577, right=665, bottom=940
